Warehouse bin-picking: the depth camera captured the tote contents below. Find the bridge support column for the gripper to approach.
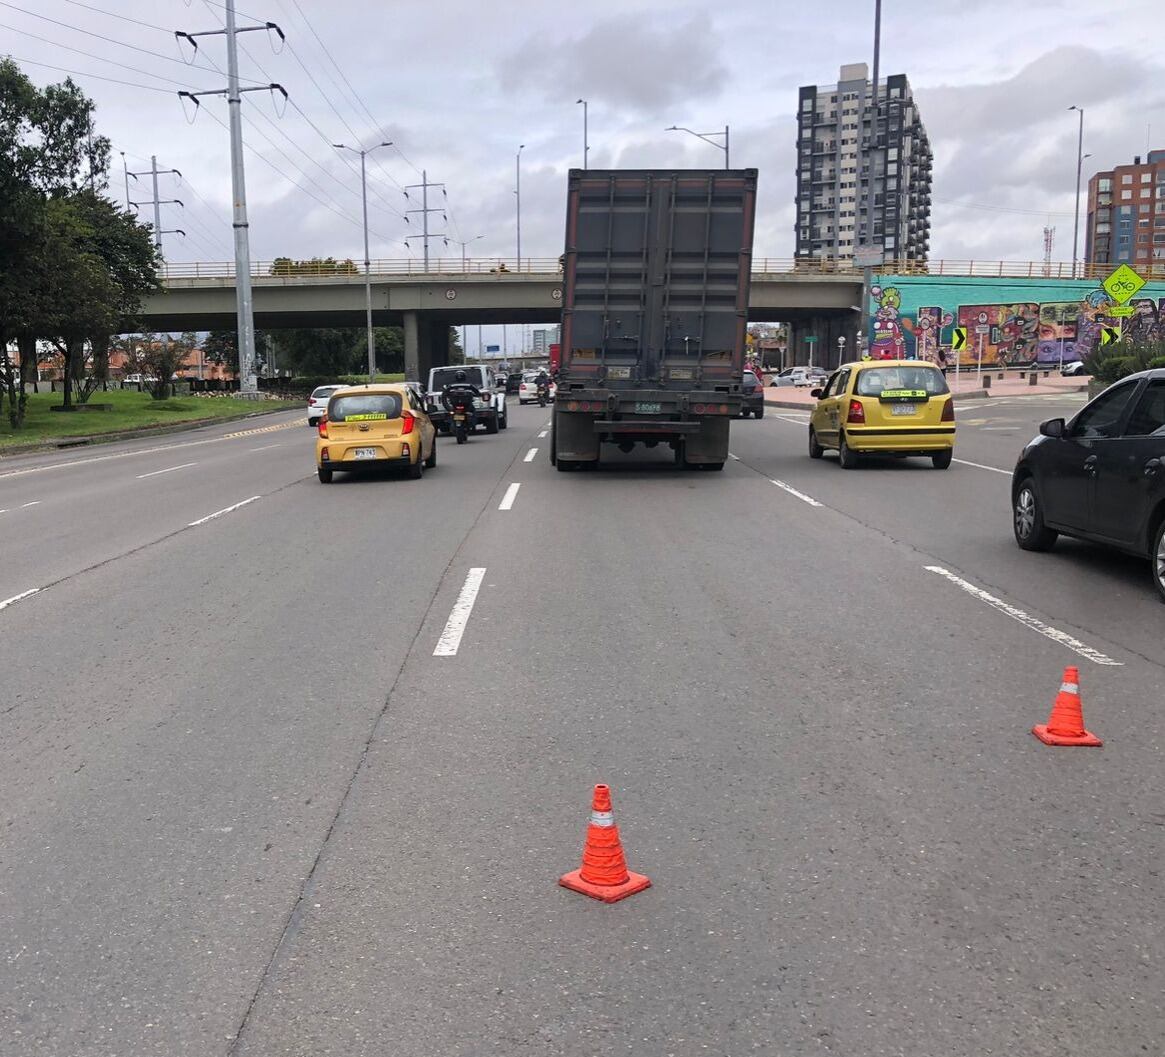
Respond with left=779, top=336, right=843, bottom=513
left=403, top=311, right=421, bottom=383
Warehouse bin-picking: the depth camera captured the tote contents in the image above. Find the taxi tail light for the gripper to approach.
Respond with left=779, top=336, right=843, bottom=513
left=941, top=399, right=955, bottom=422
left=401, top=412, right=416, bottom=435
left=317, top=417, right=329, bottom=438
left=846, top=399, right=865, bottom=424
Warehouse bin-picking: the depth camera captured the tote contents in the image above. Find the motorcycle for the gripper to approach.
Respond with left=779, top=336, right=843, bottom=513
left=536, top=381, right=550, bottom=408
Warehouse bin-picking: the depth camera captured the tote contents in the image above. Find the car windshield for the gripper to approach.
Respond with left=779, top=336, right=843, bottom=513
left=855, top=366, right=949, bottom=397
left=311, top=387, right=340, bottom=399
left=328, top=393, right=402, bottom=421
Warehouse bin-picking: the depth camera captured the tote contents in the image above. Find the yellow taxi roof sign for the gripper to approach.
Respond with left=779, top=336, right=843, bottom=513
left=1102, top=264, right=1146, bottom=306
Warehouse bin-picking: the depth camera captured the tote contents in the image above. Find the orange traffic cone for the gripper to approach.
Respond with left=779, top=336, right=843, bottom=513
left=559, top=784, right=651, bottom=903
left=1032, top=666, right=1102, bottom=746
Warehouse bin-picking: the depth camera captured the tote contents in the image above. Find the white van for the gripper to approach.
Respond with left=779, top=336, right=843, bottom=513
left=426, top=365, right=508, bottom=433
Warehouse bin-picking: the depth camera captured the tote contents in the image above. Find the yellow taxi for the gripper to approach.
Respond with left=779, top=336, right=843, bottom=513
left=315, top=383, right=436, bottom=483
left=808, top=359, right=955, bottom=469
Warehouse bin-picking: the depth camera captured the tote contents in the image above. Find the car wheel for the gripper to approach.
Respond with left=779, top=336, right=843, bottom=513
left=519, top=399, right=527, bottom=405
left=317, top=466, right=333, bottom=483
left=1152, top=516, right=1165, bottom=603
left=424, top=436, right=437, bottom=468
left=932, top=449, right=953, bottom=469
left=499, top=409, right=508, bottom=430
left=408, top=450, right=424, bottom=479
left=838, top=431, right=859, bottom=469
left=485, top=413, right=499, bottom=435
left=755, top=406, right=764, bottom=419
left=1013, top=477, right=1057, bottom=551
left=308, top=418, right=318, bottom=427
left=808, top=426, right=824, bottom=459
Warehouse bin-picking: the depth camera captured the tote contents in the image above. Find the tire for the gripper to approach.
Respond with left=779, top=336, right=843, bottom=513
left=455, top=424, right=467, bottom=445
left=408, top=450, right=424, bottom=479
left=549, top=421, right=557, bottom=465
left=499, top=408, right=508, bottom=430
left=485, top=413, right=499, bottom=435
left=424, top=436, right=437, bottom=468
left=755, top=406, right=764, bottom=419
left=808, top=426, right=824, bottom=459
left=308, top=418, right=319, bottom=428
left=1151, top=516, right=1165, bottom=603
left=519, top=399, right=527, bottom=406
left=838, top=431, right=859, bottom=469
left=932, top=449, right=953, bottom=469
left=1013, top=477, right=1058, bottom=552
left=317, top=466, right=333, bottom=483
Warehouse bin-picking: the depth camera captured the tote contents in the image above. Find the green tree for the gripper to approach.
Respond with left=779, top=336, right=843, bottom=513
left=279, top=327, right=363, bottom=376
left=201, top=329, right=239, bottom=373
left=141, top=332, right=195, bottom=399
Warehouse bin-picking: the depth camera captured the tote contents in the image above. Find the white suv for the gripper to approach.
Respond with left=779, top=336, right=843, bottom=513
left=426, top=365, right=508, bottom=433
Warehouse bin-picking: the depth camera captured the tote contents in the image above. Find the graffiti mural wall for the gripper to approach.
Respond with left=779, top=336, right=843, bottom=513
left=867, top=276, right=1165, bottom=367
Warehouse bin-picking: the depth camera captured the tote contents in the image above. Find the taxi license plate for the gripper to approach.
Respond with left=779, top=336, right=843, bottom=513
left=891, top=404, right=916, bottom=416
left=635, top=402, right=662, bottom=414
left=353, top=447, right=377, bottom=459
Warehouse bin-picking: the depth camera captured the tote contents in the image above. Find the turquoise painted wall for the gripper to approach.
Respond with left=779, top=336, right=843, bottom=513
left=867, top=275, right=1165, bottom=367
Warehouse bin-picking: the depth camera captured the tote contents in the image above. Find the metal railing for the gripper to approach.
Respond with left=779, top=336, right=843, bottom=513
left=157, top=257, right=1165, bottom=282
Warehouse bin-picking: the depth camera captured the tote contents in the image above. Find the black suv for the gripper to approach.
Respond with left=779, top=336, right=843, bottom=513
left=1011, top=368, right=1165, bottom=601
left=740, top=370, right=765, bottom=419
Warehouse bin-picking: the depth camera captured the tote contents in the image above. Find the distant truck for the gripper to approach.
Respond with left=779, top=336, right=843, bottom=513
left=551, top=168, right=758, bottom=471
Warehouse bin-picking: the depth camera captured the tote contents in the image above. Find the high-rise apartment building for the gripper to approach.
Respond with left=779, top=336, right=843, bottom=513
left=795, top=63, right=932, bottom=265
left=1085, top=150, right=1165, bottom=271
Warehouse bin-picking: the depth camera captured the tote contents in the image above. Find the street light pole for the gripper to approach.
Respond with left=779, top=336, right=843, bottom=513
left=861, top=0, right=883, bottom=345
left=665, top=125, right=730, bottom=169
left=516, top=144, right=525, bottom=272
left=576, top=99, right=589, bottom=169
left=1069, top=105, right=1084, bottom=281
left=334, top=140, right=392, bottom=383
left=455, top=234, right=487, bottom=272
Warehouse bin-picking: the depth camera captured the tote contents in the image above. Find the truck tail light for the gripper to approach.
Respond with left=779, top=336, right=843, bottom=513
left=941, top=398, right=955, bottom=422
left=401, top=412, right=415, bottom=435
left=318, top=417, right=329, bottom=438
left=847, top=399, right=865, bottom=424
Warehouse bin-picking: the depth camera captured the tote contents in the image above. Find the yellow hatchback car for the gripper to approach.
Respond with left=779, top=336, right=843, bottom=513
left=808, top=360, right=955, bottom=469
left=315, top=383, right=436, bottom=483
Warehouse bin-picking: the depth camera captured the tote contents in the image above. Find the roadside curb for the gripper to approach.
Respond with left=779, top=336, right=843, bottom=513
left=0, top=404, right=295, bottom=459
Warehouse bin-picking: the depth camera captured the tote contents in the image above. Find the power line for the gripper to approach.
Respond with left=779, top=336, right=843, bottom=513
left=931, top=196, right=1074, bottom=218
left=7, top=55, right=178, bottom=94
left=0, top=0, right=265, bottom=83
left=1, top=23, right=221, bottom=91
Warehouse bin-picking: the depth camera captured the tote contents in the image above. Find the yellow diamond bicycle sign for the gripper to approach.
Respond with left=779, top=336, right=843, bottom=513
left=1101, top=264, right=1146, bottom=305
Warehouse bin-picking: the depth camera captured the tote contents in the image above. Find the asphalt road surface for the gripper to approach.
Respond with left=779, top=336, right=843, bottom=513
left=1, top=395, right=1161, bottom=1057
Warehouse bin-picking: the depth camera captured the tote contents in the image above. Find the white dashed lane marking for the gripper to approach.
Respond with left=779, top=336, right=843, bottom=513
left=499, top=483, right=521, bottom=510
left=188, top=496, right=262, bottom=527
left=769, top=479, right=823, bottom=507
left=524, top=448, right=538, bottom=463
left=0, top=588, right=40, bottom=612
left=433, top=568, right=487, bottom=657
left=925, top=566, right=1121, bottom=665
left=136, top=462, right=197, bottom=480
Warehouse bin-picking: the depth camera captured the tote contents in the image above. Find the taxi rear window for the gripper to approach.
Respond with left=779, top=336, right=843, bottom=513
left=328, top=393, right=402, bottom=421
left=856, top=366, right=949, bottom=397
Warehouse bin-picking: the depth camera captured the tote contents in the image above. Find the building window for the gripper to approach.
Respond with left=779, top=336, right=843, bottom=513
left=1142, top=172, right=1153, bottom=183
left=1098, top=178, right=1112, bottom=192
left=1122, top=190, right=1133, bottom=200
left=1122, top=174, right=1133, bottom=184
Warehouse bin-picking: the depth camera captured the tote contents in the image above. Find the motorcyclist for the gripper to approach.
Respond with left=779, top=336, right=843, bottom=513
left=441, top=369, right=482, bottom=424
left=535, top=369, right=550, bottom=398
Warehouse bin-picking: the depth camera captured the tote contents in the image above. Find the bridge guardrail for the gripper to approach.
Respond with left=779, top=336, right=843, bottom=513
left=157, top=258, right=1164, bottom=282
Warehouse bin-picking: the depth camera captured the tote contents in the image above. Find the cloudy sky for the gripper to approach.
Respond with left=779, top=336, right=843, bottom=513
left=5, top=0, right=1164, bottom=274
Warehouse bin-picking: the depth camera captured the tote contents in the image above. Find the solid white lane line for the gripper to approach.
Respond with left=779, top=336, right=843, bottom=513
left=524, top=448, right=538, bottom=462
left=499, top=483, right=521, bottom=510
left=20, top=501, right=41, bottom=508
left=433, top=567, right=487, bottom=657
left=776, top=414, right=811, bottom=425
left=925, top=566, right=1122, bottom=666
left=538, top=430, right=549, bottom=438
left=953, top=458, right=1011, bottom=475
left=136, top=462, right=197, bottom=480
left=0, top=588, right=40, bottom=611
left=188, top=495, right=262, bottom=527
left=729, top=452, right=740, bottom=460
left=769, top=479, right=823, bottom=507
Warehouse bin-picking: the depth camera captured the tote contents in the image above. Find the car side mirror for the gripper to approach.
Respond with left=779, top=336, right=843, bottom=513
left=810, top=388, right=823, bottom=398
left=1039, top=417, right=1065, bottom=438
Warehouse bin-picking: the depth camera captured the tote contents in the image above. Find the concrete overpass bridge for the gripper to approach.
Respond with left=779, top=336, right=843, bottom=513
left=141, top=257, right=1121, bottom=378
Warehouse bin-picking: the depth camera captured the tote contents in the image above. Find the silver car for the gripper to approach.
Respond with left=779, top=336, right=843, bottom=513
left=307, top=384, right=345, bottom=426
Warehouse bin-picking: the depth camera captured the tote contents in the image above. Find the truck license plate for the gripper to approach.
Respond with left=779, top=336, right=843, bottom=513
left=891, top=404, right=916, bottom=416
left=353, top=447, right=377, bottom=459
left=635, top=402, right=662, bottom=414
